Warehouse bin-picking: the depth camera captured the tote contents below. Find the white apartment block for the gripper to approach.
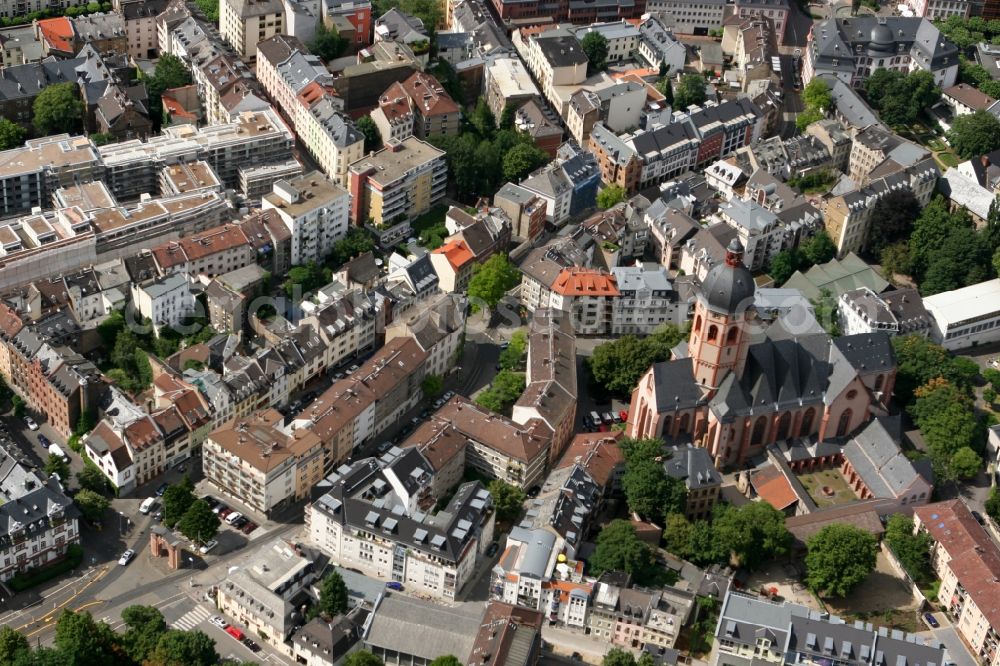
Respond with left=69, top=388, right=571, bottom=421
left=306, top=452, right=496, bottom=602
left=130, top=273, right=196, bottom=333
left=262, top=172, right=351, bottom=265
left=220, top=0, right=284, bottom=59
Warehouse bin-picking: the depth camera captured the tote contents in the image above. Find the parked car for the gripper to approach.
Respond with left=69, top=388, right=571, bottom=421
left=118, top=549, right=136, bottom=566
left=155, top=483, right=169, bottom=497
left=385, top=581, right=404, bottom=591
left=199, top=540, right=219, bottom=554
left=924, top=613, right=940, bottom=628
left=209, top=616, right=228, bottom=630
left=24, top=416, right=38, bottom=431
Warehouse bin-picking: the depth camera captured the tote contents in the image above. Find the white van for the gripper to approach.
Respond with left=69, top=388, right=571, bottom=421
left=140, top=497, right=156, bottom=515
left=48, top=443, right=69, bottom=463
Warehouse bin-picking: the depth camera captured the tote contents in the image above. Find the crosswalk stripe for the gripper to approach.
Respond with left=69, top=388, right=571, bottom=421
left=172, top=606, right=211, bottom=631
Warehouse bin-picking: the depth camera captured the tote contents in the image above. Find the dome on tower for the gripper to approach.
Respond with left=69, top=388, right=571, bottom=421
left=700, top=239, right=755, bottom=313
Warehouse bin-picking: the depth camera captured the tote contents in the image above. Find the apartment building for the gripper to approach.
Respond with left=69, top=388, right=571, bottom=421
left=220, top=0, right=284, bottom=58
left=0, top=447, right=79, bottom=584
left=347, top=138, right=447, bottom=236
left=262, top=173, right=351, bottom=265
left=293, top=337, right=428, bottom=467
left=822, top=158, right=939, bottom=256
left=611, top=264, right=689, bottom=335
left=131, top=274, right=197, bottom=335
left=113, top=0, right=167, bottom=59
left=803, top=17, right=959, bottom=89
left=715, top=590, right=948, bottom=666
left=914, top=501, right=1000, bottom=666
left=203, top=408, right=324, bottom=515
left=217, top=539, right=321, bottom=656
left=512, top=310, right=577, bottom=464
left=838, top=287, right=931, bottom=338
left=306, top=452, right=496, bottom=601
left=385, top=292, right=467, bottom=379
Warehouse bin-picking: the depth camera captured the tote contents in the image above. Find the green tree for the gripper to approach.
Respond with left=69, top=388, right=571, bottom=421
left=0, top=626, right=30, bottom=665
left=343, top=650, right=385, bottom=666
left=467, top=254, right=520, bottom=311
left=662, top=512, right=694, bottom=558
left=713, top=502, right=791, bottom=570
left=0, top=118, right=26, bottom=150
left=430, top=657, right=463, bottom=666
left=947, top=110, right=1000, bottom=159
left=355, top=115, right=382, bottom=153
left=318, top=571, right=349, bottom=618
left=801, top=78, right=832, bottom=111
left=74, top=489, right=109, bottom=524
left=597, top=184, right=626, bottom=209
left=805, top=523, right=878, bottom=597
left=33, top=82, right=82, bottom=135
left=498, top=330, right=527, bottom=370
left=883, top=514, right=932, bottom=583
left=309, top=21, right=348, bottom=61
left=581, top=32, right=609, bottom=72
left=587, top=325, right=685, bottom=396
left=54, top=610, right=121, bottom=666
left=868, top=189, right=921, bottom=254
left=801, top=231, right=837, bottom=265
left=161, top=476, right=195, bottom=528
left=603, top=648, right=637, bottom=666
left=76, top=465, right=107, bottom=494
left=121, top=605, right=167, bottom=664
left=421, top=374, right=444, bottom=399
left=768, top=249, right=802, bottom=285
left=674, top=74, right=707, bottom=110
left=488, top=479, right=526, bottom=523
left=588, top=519, right=656, bottom=582
left=147, top=629, right=218, bottom=666
left=44, top=454, right=69, bottom=481
left=950, top=446, right=982, bottom=480
left=502, top=142, right=548, bottom=182
left=176, top=499, right=220, bottom=545
left=622, top=460, right=687, bottom=522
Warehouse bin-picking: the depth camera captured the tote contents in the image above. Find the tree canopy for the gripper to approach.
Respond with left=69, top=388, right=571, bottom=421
left=588, top=519, right=658, bottom=583
left=805, top=523, right=878, bottom=597
left=597, top=184, right=626, bottom=209
left=947, top=110, right=1000, bottom=159
left=467, top=254, right=520, bottom=311
left=674, top=74, right=707, bottom=110
left=0, top=118, right=26, bottom=151
left=318, top=571, right=349, bottom=618
left=587, top=324, right=686, bottom=396
left=176, top=499, right=220, bottom=545
left=33, top=83, right=83, bottom=136
left=581, top=32, right=609, bottom=72
left=488, top=479, right=526, bottom=523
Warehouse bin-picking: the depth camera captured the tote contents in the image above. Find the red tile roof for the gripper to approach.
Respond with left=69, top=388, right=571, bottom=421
left=550, top=268, right=620, bottom=297
left=432, top=239, right=474, bottom=271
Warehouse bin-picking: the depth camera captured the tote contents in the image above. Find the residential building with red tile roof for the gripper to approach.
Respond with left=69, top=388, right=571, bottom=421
left=428, top=239, right=475, bottom=293
left=914, top=500, right=1000, bottom=666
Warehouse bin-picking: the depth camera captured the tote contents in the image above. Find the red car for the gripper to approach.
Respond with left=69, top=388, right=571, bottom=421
left=225, top=626, right=245, bottom=641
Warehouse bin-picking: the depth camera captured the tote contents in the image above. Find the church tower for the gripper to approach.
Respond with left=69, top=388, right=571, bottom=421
left=689, top=239, right=756, bottom=391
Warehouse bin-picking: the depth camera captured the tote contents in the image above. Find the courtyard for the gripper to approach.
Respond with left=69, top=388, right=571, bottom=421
left=796, top=468, right=857, bottom=508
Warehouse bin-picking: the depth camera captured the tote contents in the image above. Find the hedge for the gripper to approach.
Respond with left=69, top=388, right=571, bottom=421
left=9, top=544, right=83, bottom=592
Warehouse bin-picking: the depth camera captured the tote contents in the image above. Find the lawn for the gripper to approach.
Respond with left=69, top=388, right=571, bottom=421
left=410, top=205, right=449, bottom=249
left=796, top=468, right=857, bottom=508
